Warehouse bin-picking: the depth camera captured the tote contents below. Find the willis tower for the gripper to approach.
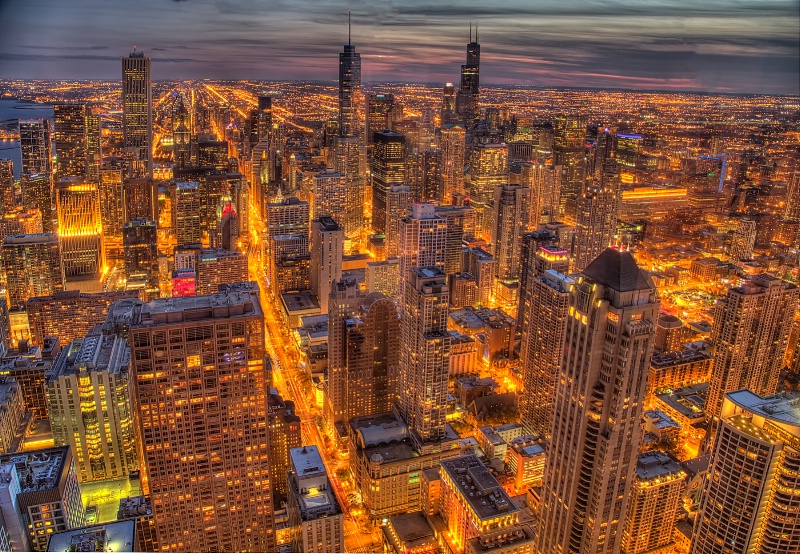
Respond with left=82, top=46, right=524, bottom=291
left=456, top=24, right=480, bottom=132
left=338, top=11, right=362, bottom=139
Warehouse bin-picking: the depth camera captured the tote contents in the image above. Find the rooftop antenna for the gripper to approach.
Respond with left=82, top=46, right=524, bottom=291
left=470, top=22, right=472, bottom=43
left=476, top=23, right=479, bottom=42
left=348, top=10, right=351, bottom=46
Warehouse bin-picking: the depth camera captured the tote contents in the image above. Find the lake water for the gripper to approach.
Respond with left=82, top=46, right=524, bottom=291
left=0, top=99, right=54, bottom=179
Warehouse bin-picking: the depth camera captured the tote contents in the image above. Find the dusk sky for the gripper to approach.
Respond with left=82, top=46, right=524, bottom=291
left=0, top=0, right=798, bottom=94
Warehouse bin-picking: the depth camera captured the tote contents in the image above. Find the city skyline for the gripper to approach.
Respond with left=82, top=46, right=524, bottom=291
left=0, top=1, right=797, bottom=95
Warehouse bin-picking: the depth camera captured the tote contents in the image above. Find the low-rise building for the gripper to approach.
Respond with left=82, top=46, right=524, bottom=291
left=477, top=426, right=507, bottom=465
left=46, top=520, right=136, bottom=552
left=438, top=455, right=535, bottom=554
left=116, top=495, right=157, bottom=553
left=506, top=435, right=545, bottom=491
left=648, top=349, right=713, bottom=395
left=382, top=511, right=438, bottom=554
left=287, top=445, right=344, bottom=553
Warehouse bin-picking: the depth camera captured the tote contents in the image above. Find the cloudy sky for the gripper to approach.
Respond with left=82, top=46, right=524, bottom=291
left=0, top=0, right=797, bottom=94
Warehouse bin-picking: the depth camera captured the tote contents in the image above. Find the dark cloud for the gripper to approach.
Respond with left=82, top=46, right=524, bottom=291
left=0, top=0, right=795, bottom=94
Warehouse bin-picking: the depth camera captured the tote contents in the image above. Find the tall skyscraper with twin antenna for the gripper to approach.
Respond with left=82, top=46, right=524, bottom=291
left=338, top=11, right=361, bottom=140
left=456, top=23, right=480, bottom=131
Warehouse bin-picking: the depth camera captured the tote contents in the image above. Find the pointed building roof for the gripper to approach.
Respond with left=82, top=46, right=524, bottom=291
left=582, top=248, right=654, bottom=292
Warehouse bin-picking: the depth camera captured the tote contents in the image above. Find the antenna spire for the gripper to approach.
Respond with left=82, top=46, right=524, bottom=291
left=476, top=23, right=479, bottom=42
left=348, top=10, right=351, bottom=45
left=469, top=22, right=472, bottom=43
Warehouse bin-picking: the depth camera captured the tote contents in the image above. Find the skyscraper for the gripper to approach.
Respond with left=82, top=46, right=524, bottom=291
left=55, top=178, right=103, bottom=279
left=456, top=26, right=480, bottom=131
left=46, top=327, right=137, bottom=483
left=85, top=104, right=102, bottom=183
left=538, top=248, right=659, bottom=554
left=398, top=266, right=451, bottom=445
left=385, top=184, right=413, bottom=258
left=257, top=95, right=273, bottom=144
left=19, top=118, right=52, bottom=177
left=553, top=113, right=588, bottom=221
left=122, top=218, right=159, bottom=298
left=120, top=290, right=275, bottom=552
left=691, top=389, right=800, bottom=554
left=365, top=92, right=397, bottom=144
left=21, top=172, right=56, bottom=233
left=338, top=15, right=361, bottom=140
left=310, top=216, right=343, bottom=314
left=172, top=93, right=191, bottom=170
left=0, top=159, right=15, bottom=215
left=122, top=50, right=153, bottom=178
left=491, top=184, right=531, bottom=280
left=371, top=130, right=407, bottom=235
left=467, top=142, right=508, bottom=203
left=621, top=452, right=685, bottom=554
left=397, top=202, right=448, bottom=284
left=327, top=280, right=399, bottom=429
left=519, top=269, right=572, bottom=438
left=53, top=103, right=87, bottom=178
left=440, top=124, right=466, bottom=202
left=440, top=83, right=457, bottom=125
left=573, top=183, right=620, bottom=272
left=706, top=274, right=799, bottom=422
left=173, top=181, right=201, bottom=245
left=1, top=233, right=65, bottom=310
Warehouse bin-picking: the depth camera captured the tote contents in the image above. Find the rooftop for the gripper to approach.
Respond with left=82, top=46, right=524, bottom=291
left=0, top=446, right=70, bottom=493
left=725, top=389, right=800, bottom=430
left=441, top=455, right=519, bottom=521
left=48, top=328, right=129, bottom=382
left=385, top=512, right=436, bottom=549
left=635, top=451, right=684, bottom=481
left=46, top=520, right=135, bottom=552
left=582, top=248, right=654, bottom=292
left=289, top=446, right=325, bottom=477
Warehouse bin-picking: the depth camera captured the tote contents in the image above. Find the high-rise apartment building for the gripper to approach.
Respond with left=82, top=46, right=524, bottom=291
left=491, top=184, right=531, bottom=280
left=55, top=179, right=103, bottom=279
left=573, top=184, right=620, bottom=272
left=173, top=181, right=201, bottom=246
left=463, top=246, right=497, bottom=306
left=371, top=131, right=407, bottom=235
left=0, top=159, right=15, bottom=215
left=441, top=83, right=457, bottom=125
left=385, top=184, right=413, bottom=258
left=468, top=142, right=508, bottom=203
left=691, top=389, right=800, bottom=554
left=26, top=290, right=138, bottom=348
left=398, top=266, right=451, bottom=445
left=538, top=248, right=659, bottom=554
left=338, top=22, right=361, bottom=140
left=85, top=105, right=102, bottom=183
left=621, top=452, right=685, bottom=554
left=195, top=248, right=248, bottom=295
left=19, top=119, right=52, bottom=178
left=0, top=377, right=24, bottom=454
left=327, top=280, right=399, bottom=430
left=2, top=233, right=64, bottom=310
left=123, top=218, right=159, bottom=297
left=365, top=92, right=397, bottom=144
left=53, top=103, right=87, bottom=178
left=99, top=168, right=124, bottom=254
left=267, top=391, right=301, bottom=504
left=519, top=269, right=573, bottom=438
left=706, top=274, right=799, bottom=422
left=122, top=50, right=153, bottom=178
left=510, top=161, right=562, bottom=225
left=397, top=202, right=448, bottom=286
left=120, top=290, right=275, bottom=552
left=553, top=114, right=588, bottom=221
left=440, top=124, right=466, bottom=201
left=435, top=204, right=475, bottom=275
left=46, top=328, right=137, bottom=483
left=310, top=217, right=343, bottom=314
left=21, top=173, right=55, bottom=233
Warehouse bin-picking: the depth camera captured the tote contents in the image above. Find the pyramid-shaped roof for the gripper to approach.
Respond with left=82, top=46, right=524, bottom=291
left=582, top=248, right=654, bottom=292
